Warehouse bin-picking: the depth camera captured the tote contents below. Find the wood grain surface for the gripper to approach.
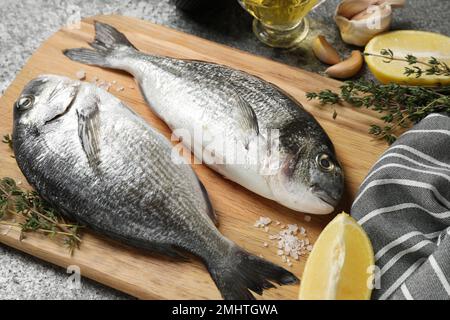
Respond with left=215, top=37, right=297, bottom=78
left=0, top=15, right=388, bottom=300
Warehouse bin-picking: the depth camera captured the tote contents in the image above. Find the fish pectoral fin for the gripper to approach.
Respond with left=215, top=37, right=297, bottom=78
left=232, top=94, right=259, bottom=149
left=76, top=99, right=101, bottom=168
left=281, top=146, right=304, bottom=177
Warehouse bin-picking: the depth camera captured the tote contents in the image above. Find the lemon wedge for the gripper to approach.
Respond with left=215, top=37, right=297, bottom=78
left=365, top=30, right=450, bottom=86
left=298, top=212, right=374, bottom=300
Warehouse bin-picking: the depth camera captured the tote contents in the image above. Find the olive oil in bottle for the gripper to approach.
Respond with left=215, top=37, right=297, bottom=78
left=239, top=0, right=319, bottom=29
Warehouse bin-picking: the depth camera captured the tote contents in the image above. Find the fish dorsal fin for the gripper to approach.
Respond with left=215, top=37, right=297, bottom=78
left=76, top=98, right=101, bottom=168
left=232, top=93, right=259, bottom=149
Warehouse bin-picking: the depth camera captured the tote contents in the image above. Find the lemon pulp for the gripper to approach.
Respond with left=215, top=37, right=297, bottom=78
left=365, top=30, right=450, bottom=86
left=298, top=212, right=375, bottom=300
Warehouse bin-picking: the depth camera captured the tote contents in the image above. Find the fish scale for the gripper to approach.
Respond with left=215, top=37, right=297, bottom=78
left=12, top=75, right=298, bottom=300
left=64, top=22, right=344, bottom=215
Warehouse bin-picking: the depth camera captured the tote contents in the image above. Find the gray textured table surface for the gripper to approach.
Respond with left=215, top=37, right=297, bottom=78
left=0, top=0, right=449, bottom=300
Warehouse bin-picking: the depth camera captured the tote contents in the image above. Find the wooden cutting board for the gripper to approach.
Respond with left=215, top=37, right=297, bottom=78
left=0, top=15, right=388, bottom=300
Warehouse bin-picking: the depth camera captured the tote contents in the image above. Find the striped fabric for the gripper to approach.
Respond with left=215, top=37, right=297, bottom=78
left=351, top=113, right=450, bottom=300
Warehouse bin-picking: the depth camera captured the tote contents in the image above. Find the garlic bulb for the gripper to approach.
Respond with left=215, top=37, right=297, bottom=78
left=334, top=0, right=405, bottom=46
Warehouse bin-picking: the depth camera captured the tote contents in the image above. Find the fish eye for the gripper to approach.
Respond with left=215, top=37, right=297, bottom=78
left=15, top=95, right=34, bottom=110
left=316, top=153, right=334, bottom=172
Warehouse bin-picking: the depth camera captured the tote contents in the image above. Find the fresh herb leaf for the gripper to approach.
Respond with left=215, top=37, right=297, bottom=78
left=0, top=177, right=82, bottom=254
left=306, top=89, right=341, bottom=105
left=308, top=51, right=450, bottom=144
left=364, top=50, right=450, bottom=78
left=313, top=81, right=449, bottom=143
left=307, top=82, right=450, bottom=144
left=332, top=109, right=338, bottom=120
left=2, top=134, right=12, bottom=150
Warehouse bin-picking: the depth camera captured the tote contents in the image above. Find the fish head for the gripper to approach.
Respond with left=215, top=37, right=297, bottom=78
left=270, top=142, right=344, bottom=215
left=13, top=75, right=79, bottom=129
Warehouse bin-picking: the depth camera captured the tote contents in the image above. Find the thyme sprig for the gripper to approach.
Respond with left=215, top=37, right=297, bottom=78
left=365, top=49, right=450, bottom=78
left=0, top=177, right=82, bottom=254
left=307, top=51, right=450, bottom=144
left=1, top=137, right=82, bottom=254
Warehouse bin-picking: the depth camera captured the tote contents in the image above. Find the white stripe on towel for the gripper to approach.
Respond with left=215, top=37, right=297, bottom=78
left=425, top=114, right=449, bottom=120
left=358, top=203, right=450, bottom=226
left=356, top=153, right=450, bottom=189
left=400, top=283, right=414, bottom=300
left=375, top=230, right=442, bottom=261
left=380, top=258, right=425, bottom=300
left=362, top=163, right=450, bottom=187
left=354, top=179, right=450, bottom=209
left=403, top=130, right=450, bottom=138
left=379, top=154, right=450, bottom=173
left=390, top=145, right=450, bottom=169
left=381, top=240, right=433, bottom=276
left=429, top=256, right=450, bottom=296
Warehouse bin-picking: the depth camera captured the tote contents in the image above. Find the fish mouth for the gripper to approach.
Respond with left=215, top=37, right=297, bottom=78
left=310, top=186, right=340, bottom=208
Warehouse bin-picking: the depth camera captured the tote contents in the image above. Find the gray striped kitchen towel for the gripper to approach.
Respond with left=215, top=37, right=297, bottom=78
left=351, top=113, right=450, bottom=300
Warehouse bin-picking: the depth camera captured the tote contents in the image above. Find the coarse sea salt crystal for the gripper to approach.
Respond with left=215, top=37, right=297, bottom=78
left=304, top=215, right=311, bottom=222
left=97, top=80, right=112, bottom=92
left=254, top=216, right=272, bottom=228
left=287, top=224, right=298, bottom=234
left=254, top=216, right=314, bottom=265
left=75, top=70, right=86, bottom=80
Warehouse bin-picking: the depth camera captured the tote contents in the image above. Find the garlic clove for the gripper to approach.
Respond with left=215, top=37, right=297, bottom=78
left=325, top=50, right=364, bottom=79
left=340, top=0, right=405, bottom=19
left=352, top=2, right=390, bottom=21
left=312, top=36, right=341, bottom=65
left=335, top=15, right=393, bottom=47
left=336, top=0, right=379, bottom=19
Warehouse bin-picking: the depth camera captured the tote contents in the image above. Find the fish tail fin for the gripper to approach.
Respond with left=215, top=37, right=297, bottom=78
left=63, top=21, right=137, bottom=68
left=63, top=48, right=111, bottom=67
left=208, top=245, right=299, bottom=300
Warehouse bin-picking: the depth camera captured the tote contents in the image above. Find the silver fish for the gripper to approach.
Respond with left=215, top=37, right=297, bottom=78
left=12, top=75, right=298, bottom=300
left=64, top=22, right=344, bottom=214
